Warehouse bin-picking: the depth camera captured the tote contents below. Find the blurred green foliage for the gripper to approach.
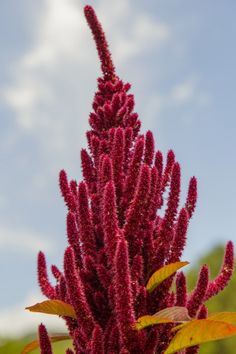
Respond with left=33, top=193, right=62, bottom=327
left=0, top=245, right=235, bottom=354
left=0, top=335, right=72, bottom=354
left=187, top=244, right=236, bottom=353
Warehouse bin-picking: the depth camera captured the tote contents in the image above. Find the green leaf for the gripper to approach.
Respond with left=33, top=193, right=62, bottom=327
left=164, top=319, right=236, bottom=354
left=146, top=261, right=189, bottom=293
left=135, top=306, right=191, bottom=331
left=21, top=335, right=71, bottom=354
left=26, top=299, right=76, bottom=319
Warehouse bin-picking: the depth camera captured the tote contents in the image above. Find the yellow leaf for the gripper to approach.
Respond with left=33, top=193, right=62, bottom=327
left=146, top=261, right=189, bottom=293
left=26, top=299, right=76, bottom=319
left=171, top=322, right=188, bottom=332
left=208, top=312, right=236, bottom=325
left=164, top=319, right=236, bottom=354
left=21, top=335, right=71, bottom=354
left=171, top=312, right=236, bottom=333
left=135, top=315, right=173, bottom=331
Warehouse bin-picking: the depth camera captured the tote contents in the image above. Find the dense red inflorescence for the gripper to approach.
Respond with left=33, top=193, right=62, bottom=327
left=37, top=5, right=234, bottom=353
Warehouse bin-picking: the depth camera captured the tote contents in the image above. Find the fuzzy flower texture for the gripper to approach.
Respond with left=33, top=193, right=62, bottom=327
left=37, top=5, right=234, bottom=354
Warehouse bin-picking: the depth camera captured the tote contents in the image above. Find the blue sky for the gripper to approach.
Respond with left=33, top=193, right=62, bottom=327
left=0, top=0, right=236, bottom=336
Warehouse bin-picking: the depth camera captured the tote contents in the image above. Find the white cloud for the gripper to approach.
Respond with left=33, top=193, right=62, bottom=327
left=0, top=290, right=67, bottom=337
left=171, top=78, right=196, bottom=104
left=0, top=225, right=52, bottom=254
left=2, top=0, right=171, bottom=141
left=171, top=77, right=209, bottom=106
left=143, top=75, right=210, bottom=127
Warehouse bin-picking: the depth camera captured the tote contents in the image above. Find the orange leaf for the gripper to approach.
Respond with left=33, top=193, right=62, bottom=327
left=22, top=335, right=71, bottom=354
left=146, top=261, right=189, bottom=293
left=164, top=319, right=236, bottom=354
left=26, top=299, right=76, bottom=319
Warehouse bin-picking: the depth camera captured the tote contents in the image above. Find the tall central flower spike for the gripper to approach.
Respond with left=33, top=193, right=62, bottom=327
left=32, top=5, right=235, bottom=354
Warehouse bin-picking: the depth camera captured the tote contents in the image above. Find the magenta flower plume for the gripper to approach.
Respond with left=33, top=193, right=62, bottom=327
left=90, top=324, right=105, bottom=354
left=204, top=240, right=234, bottom=301
left=37, top=251, right=55, bottom=299
left=175, top=271, right=187, bottom=307
left=187, top=264, right=209, bottom=318
left=33, top=5, right=235, bottom=354
left=38, top=323, right=53, bottom=354
left=64, top=247, right=95, bottom=338
left=185, top=176, right=197, bottom=218
left=84, top=5, right=115, bottom=80
left=114, top=235, right=135, bottom=350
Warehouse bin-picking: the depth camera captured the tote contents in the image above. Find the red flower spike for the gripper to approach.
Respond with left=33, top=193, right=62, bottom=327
left=159, top=162, right=181, bottom=249
left=185, top=176, right=197, bottom=218
left=81, top=149, right=96, bottom=192
left=111, top=127, right=125, bottom=201
left=122, top=136, right=145, bottom=210
left=169, top=208, right=189, bottom=263
left=124, top=164, right=151, bottom=254
left=114, top=236, right=135, bottom=350
left=131, top=254, right=144, bottom=284
left=148, top=166, right=159, bottom=220
left=66, top=211, right=79, bottom=246
left=51, top=264, right=62, bottom=281
left=197, top=304, right=208, bottom=319
left=106, top=322, right=120, bottom=353
left=162, top=149, right=175, bottom=192
left=59, top=170, right=76, bottom=211
left=84, top=5, right=116, bottom=81
left=144, top=130, right=155, bottom=166
left=72, top=328, right=87, bottom=353
left=78, top=181, right=95, bottom=259
left=204, top=240, right=234, bottom=300
left=58, top=274, right=67, bottom=301
left=89, top=112, right=103, bottom=132
left=59, top=169, right=70, bottom=200
left=66, top=350, right=74, bottom=354
left=154, top=150, right=163, bottom=178
left=124, top=127, right=133, bottom=172
left=175, top=271, right=187, bottom=306
left=99, top=155, right=113, bottom=192
left=135, top=286, right=148, bottom=321
left=102, top=181, right=119, bottom=264
left=187, top=264, right=209, bottom=318
left=90, top=134, right=100, bottom=167
left=37, top=251, right=55, bottom=299
left=69, top=180, right=77, bottom=197
left=64, top=247, right=95, bottom=338
left=90, top=324, right=105, bottom=354
left=144, top=329, right=159, bottom=354
left=38, top=323, right=53, bottom=354
left=165, top=162, right=181, bottom=225
left=96, top=263, right=111, bottom=289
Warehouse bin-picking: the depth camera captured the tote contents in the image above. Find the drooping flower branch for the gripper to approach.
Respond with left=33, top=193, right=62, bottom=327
left=26, top=5, right=235, bottom=354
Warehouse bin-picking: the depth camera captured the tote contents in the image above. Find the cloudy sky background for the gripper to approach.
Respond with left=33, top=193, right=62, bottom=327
left=0, top=0, right=236, bottom=336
